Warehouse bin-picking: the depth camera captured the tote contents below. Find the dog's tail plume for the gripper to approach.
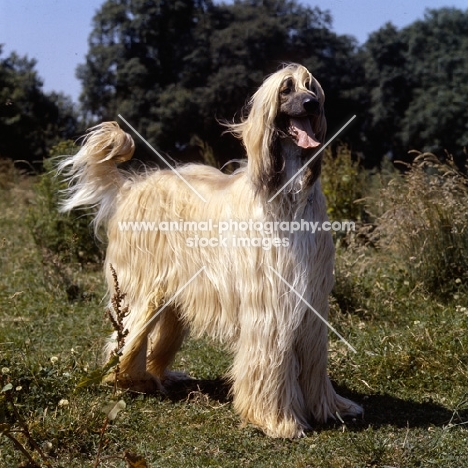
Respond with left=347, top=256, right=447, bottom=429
left=58, top=121, right=135, bottom=234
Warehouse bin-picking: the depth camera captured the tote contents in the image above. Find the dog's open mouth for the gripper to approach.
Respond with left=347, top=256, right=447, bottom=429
left=289, top=117, right=321, bottom=149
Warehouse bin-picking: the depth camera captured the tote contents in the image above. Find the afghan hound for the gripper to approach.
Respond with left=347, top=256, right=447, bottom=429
left=59, top=63, right=362, bottom=438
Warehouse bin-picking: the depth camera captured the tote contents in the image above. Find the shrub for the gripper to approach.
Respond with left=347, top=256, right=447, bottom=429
left=321, top=146, right=366, bottom=221
left=376, top=151, right=468, bottom=296
left=330, top=149, right=468, bottom=313
left=29, top=141, right=102, bottom=263
left=27, top=141, right=103, bottom=298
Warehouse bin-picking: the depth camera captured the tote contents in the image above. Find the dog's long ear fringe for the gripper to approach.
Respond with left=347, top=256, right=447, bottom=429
left=223, top=77, right=281, bottom=194
left=57, top=121, right=135, bottom=237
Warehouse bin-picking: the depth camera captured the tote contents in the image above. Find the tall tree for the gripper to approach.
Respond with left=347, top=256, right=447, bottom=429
left=77, top=0, right=214, bottom=149
left=360, top=23, right=411, bottom=164
left=0, top=47, right=78, bottom=165
left=401, top=8, right=468, bottom=163
left=361, top=8, right=468, bottom=164
left=77, top=0, right=362, bottom=163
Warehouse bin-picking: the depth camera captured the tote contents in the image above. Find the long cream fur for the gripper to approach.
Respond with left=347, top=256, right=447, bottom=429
left=59, top=63, right=362, bottom=438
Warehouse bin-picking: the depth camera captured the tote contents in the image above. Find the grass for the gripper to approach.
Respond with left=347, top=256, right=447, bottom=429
left=1, top=154, right=467, bottom=467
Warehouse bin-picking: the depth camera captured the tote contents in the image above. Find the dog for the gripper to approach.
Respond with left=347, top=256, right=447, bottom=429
left=59, top=63, right=362, bottom=438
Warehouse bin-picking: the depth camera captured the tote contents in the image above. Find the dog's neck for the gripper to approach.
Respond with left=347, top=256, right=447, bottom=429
left=256, top=138, right=323, bottom=218
left=279, top=138, right=322, bottom=195
left=250, top=136, right=322, bottom=208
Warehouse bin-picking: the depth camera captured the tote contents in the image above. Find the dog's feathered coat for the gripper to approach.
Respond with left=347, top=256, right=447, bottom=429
left=59, top=64, right=362, bottom=438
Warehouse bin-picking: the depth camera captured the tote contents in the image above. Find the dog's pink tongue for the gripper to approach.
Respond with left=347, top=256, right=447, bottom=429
left=290, top=118, right=320, bottom=148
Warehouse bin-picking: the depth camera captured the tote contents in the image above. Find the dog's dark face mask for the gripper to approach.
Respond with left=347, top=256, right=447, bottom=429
left=272, top=77, right=325, bottom=192
left=277, top=77, right=323, bottom=150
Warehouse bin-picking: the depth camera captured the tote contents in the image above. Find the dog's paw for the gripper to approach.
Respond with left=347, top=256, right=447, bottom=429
left=334, top=394, right=364, bottom=419
left=107, top=371, right=165, bottom=394
left=256, top=419, right=308, bottom=439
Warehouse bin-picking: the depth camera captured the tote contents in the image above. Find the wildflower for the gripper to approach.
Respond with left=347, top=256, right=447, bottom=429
left=42, top=441, right=53, bottom=453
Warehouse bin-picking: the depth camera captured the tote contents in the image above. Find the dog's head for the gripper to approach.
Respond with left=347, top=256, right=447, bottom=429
left=228, top=64, right=326, bottom=195
left=275, top=65, right=326, bottom=150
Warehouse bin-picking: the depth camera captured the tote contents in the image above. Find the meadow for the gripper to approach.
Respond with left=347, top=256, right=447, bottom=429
left=0, top=148, right=467, bottom=467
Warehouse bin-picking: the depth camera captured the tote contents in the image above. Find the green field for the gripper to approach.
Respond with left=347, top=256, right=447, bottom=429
left=1, top=153, right=467, bottom=467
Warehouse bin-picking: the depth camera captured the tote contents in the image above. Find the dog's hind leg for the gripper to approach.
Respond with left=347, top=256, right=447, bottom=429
left=103, top=301, right=164, bottom=393
left=108, top=301, right=189, bottom=393
left=145, top=305, right=190, bottom=387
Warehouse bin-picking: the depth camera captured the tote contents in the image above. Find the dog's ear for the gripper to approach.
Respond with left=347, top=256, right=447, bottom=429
left=225, top=72, right=285, bottom=195
left=311, top=76, right=327, bottom=145
left=243, top=98, right=283, bottom=194
left=307, top=107, right=327, bottom=188
left=314, top=109, right=327, bottom=146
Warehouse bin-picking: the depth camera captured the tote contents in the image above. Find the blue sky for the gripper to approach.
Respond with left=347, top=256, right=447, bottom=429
left=1, top=0, right=467, bottom=103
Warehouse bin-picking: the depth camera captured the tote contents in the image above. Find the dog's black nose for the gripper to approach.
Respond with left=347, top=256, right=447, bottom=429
left=303, top=97, right=320, bottom=114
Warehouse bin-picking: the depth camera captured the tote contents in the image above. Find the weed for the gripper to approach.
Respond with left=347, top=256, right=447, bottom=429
left=27, top=142, right=102, bottom=263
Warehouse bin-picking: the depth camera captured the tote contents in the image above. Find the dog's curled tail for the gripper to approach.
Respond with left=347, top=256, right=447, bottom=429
left=58, top=121, right=135, bottom=234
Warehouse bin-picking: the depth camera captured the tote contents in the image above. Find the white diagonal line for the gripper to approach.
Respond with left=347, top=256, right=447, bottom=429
left=268, top=265, right=357, bottom=353
left=117, top=266, right=206, bottom=354
left=118, top=114, right=207, bottom=203
left=268, top=115, right=357, bottom=203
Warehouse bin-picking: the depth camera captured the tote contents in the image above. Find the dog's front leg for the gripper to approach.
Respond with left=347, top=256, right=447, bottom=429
left=296, top=299, right=363, bottom=423
left=229, top=313, right=309, bottom=438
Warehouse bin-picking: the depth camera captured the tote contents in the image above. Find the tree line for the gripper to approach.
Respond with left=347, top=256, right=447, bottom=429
left=1, top=0, right=467, bottom=168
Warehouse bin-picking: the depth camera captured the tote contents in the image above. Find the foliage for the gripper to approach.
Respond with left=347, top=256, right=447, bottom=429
left=3, top=4, right=468, bottom=169
left=77, top=0, right=362, bottom=164
left=0, top=46, right=78, bottom=165
left=359, top=23, right=411, bottom=163
left=361, top=8, right=468, bottom=164
left=26, top=142, right=103, bottom=300
left=376, top=151, right=468, bottom=296
left=332, top=151, right=468, bottom=320
left=28, top=142, right=102, bottom=264
left=401, top=9, right=468, bottom=160
left=77, top=2, right=468, bottom=168
left=321, top=146, right=365, bottom=221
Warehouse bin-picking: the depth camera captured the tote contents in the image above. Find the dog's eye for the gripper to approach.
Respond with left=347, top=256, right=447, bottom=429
left=280, top=78, right=293, bottom=96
